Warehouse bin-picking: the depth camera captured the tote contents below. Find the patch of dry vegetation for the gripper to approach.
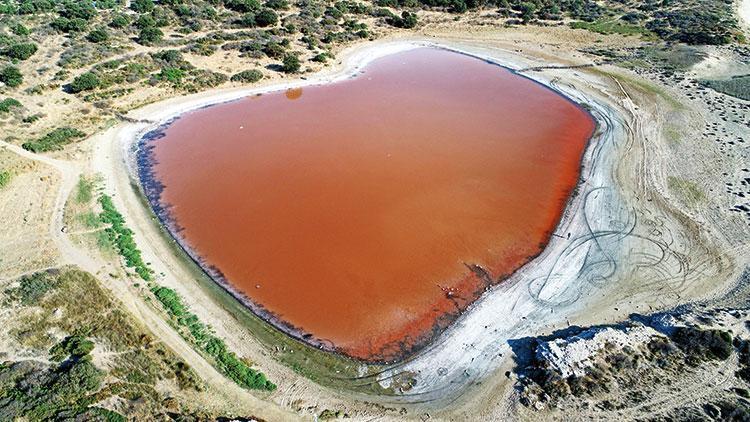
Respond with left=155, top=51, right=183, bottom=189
left=0, top=267, right=217, bottom=420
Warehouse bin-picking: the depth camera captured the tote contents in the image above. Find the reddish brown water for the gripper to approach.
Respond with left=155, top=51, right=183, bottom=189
left=142, top=47, right=595, bottom=361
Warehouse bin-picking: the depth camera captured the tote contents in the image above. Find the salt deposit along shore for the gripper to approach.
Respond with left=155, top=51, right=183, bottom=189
left=78, top=34, right=749, bottom=420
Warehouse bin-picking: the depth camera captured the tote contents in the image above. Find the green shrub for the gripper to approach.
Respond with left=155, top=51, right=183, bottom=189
left=0, top=171, right=11, bottom=188
left=230, top=69, right=263, bottom=83
left=281, top=53, right=300, bottom=73
left=130, top=0, right=155, bottom=13
left=22, top=127, right=86, bottom=152
left=225, top=0, right=262, bottom=13
left=49, top=335, right=95, bottom=361
left=0, top=97, right=22, bottom=113
left=0, top=65, right=22, bottom=87
left=5, top=271, right=59, bottom=305
left=138, top=26, right=163, bottom=45
left=387, top=11, right=417, bottom=28
left=51, top=17, right=89, bottom=33
left=75, top=176, right=95, bottom=203
left=4, top=42, right=37, bottom=60
left=109, top=14, right=129, bottom=28
left=86, top=27, right=109, bottom=43
left=11, top=23, right=29, bottom=36
left=158, top=67, right=185, bottom=84
left=69, top=72, right=100, bottom=93
left=98, top=194, right=153, bottom=280
left=255, top=8, right=278, bottom=27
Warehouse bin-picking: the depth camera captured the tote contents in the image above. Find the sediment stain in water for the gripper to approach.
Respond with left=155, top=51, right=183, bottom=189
left=141, top=47, right=595, bottom=361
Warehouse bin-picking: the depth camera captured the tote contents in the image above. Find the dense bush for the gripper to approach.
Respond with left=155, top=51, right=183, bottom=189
left=231, top=69, right=264, bottom=83
left=86, top=27, right=109, bottom=43
left=672, top=326, right=733, bottom=363
left=255, top=8, right=279, bottom=26
left=49, top=335, right=95, bottom=361
left=69, top=71, right=100, bottom=93
left=387, top=10, right=418, bottom=28
left=51, top=17, right=89, bottom=33
left=138, top=26, right=163, bottom=45
left=0, top=357, right=106, bottom=420
left=646, top=9, right=737, bottom=45
left=59, top=1, right=97, bottom=21
left=4, top=271, right=59, bottom=305
left=0, top=65, right=23, bottom=87
left=281, top=53, right=300, bottom=73
left=265, top=0, right=289, bottom=10
left=109, top=14, right=129, bottom=28
left=21, top=127, right=86, bottom=153
left=225, top=0, right=262, bottom=13
left=4, top=42, right=37, bottom=60
left=131, top=0, right=155, bottom=13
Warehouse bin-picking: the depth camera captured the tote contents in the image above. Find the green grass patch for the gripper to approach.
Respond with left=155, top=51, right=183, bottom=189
left=21, top=127, right=86, bottom=153
left=78, top=211, right=101, bottom=229
left=75, top=176, right=96, bottom=204
left=700, top=75, right=750, bottom=101
left=98, top=194, right=153, bottom=281
left=667, top=176, right=705, bottom=205
left=0, top=170, right=11, bottom=188
left=151, top=286, right=276, bottom=391
left=570, top=19, right=655, bottom=38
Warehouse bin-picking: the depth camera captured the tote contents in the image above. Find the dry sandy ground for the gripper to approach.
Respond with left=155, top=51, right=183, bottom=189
left=739, top=0, right=750, bottom=36
left=2, top=24, right=749, bottom=421
left=0, top=149, right=59, bottom=279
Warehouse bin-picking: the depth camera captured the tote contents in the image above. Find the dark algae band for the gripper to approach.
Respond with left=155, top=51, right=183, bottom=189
left=137, top=47, right=595, bottom=363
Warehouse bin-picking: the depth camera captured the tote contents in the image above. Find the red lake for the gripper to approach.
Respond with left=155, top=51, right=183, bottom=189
left=140, top=47, right=595, bottom=361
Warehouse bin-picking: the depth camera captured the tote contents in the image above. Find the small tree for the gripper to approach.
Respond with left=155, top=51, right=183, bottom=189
left=399, top=11, right=418, bottom=28
left=0, top=65, right=23, bottom=88
left=281, top=53, right=301, bottom=73
left=69, top=72, right=100, bottom=93
left=519, top=2, right=536, bottom=23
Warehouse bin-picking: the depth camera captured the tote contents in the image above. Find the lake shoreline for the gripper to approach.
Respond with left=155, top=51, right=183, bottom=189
left=131, top=40, right=601, bottom=365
